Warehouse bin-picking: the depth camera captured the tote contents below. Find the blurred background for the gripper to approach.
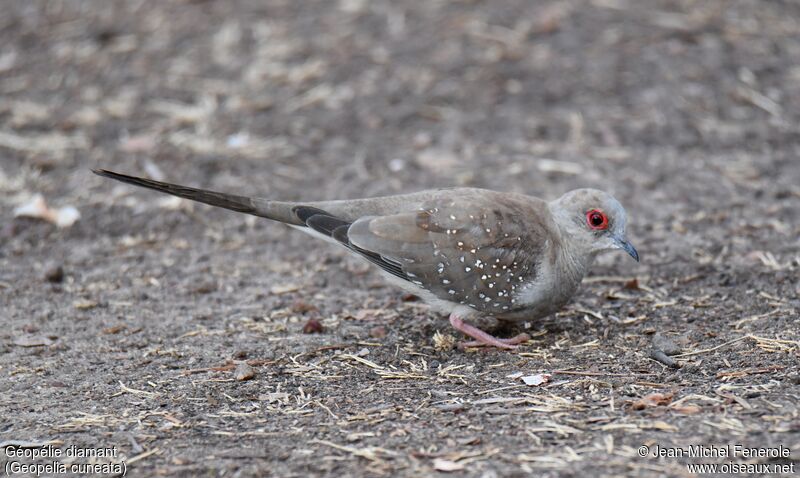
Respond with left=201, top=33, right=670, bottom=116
left=2, top=0, right=798, bottom=213
left=1, top=1, right=799, bottom=476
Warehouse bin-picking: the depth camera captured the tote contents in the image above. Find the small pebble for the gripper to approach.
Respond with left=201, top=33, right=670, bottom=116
left=291, top=300, right=318, bottom=314
left=44, top=265, right=64, bottom=283
left=234, top=363, right=255, bottom=381
left=623, top=278, right=639, bottom=290
left=369, top=326, right=387, bottom=339
left=193, top=280, right=216, bottom=294
left=303, top=319, right=323, bottom=334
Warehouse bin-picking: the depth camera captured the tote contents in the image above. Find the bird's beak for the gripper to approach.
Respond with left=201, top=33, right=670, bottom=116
left=613, top=236, right=639, bottom=262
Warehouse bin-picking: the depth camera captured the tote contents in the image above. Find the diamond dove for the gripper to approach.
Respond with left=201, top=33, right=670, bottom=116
left=93, top=169, right=639, bottom=349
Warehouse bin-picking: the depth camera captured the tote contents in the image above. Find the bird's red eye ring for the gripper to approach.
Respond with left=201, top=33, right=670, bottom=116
left=586, top=209, right=608, bottom=230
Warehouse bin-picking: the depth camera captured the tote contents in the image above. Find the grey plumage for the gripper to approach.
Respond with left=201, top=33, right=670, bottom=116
left=93, top=169, right=639, bottom=349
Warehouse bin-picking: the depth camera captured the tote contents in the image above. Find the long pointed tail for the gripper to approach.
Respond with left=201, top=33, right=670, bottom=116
left=92, top=169, right=302, bottom=224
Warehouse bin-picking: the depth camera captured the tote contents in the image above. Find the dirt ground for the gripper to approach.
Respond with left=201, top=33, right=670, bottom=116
left=1, top=0, right=799, bottom=476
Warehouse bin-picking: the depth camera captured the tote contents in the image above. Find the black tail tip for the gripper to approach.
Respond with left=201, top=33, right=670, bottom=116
left=93, top=169, right=134, bottom=182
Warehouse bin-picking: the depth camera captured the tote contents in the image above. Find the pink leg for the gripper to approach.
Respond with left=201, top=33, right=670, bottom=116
left=449, top=314, right=530, bottom=350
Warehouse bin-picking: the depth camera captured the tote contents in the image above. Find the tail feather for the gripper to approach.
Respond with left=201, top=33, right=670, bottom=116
left=93, top=169, right=258, bottom=213
left=92, top=169, right=301, bottom=224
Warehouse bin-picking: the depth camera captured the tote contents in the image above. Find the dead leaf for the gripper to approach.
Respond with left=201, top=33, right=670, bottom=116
left=102, top=325, right=126, bottom=335
left=433, top=458, right=464, bottom=472
left=647, top=421, right=679, bottom=431
left=270, top=283, right=300, bottom=295
left=14, top=336, right=54, bottom=347
left=631, top=392, right=675, bottom=410
left=13, top=194, right=80, bottom=228
left=521, top=373, right=551, bottom=386
left=670, top=404, right=702, bottom=415
left=73, top=300, right=98, bottom=310
left=433, top=331, right=456, bottom=351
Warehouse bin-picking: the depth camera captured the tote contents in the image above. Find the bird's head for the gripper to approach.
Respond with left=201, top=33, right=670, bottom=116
left=550, top=188, right=639, bottom=262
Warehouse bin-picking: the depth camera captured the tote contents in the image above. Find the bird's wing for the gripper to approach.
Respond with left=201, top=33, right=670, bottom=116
left=343, top=191, right=554, bottom=314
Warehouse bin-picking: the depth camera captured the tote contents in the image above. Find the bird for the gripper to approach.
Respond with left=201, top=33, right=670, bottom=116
left=93, top=169, right=639, bottom=349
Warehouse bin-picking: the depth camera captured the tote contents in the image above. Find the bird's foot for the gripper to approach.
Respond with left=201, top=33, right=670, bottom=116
left=448, top=313, right=530, bottom=350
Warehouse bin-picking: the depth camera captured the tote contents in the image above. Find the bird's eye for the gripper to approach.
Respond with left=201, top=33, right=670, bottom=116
left=586, top=209, right=608, bottom=230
